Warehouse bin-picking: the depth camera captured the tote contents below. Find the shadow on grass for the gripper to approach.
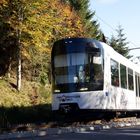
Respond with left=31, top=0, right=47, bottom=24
left=0, top=104, right=53, bottom=131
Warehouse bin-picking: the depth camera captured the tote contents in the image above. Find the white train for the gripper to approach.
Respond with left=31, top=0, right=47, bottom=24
left=51, top=38, right=140, bottom=116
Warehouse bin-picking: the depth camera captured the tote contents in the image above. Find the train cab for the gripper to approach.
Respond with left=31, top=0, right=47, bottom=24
left=51, top=38, right=105, bottom=112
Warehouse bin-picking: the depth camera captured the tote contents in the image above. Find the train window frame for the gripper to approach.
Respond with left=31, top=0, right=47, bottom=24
left=110, top=59, right=119, bottom=87
left=120, top=64, right=127, bottom=89
left=128, top=68, right=134, bottom=91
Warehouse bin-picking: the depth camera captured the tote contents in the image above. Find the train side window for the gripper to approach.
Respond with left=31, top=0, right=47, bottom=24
left=139, top=76, right=140, bottom=97
left=135, top=74, right=138, bottom=97
left=120, top=64, right=127, bottom=89
left=128, top=68, right=134, bottom=90
left=111, top=59, right=119, bottom=87
left=136, top=73, right=140, bottom=97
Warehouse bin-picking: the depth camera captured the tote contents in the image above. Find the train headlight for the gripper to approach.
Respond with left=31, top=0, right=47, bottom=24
left=54, top=89, right=60, bottom=93
left=80, top=88, right=88, bottom=91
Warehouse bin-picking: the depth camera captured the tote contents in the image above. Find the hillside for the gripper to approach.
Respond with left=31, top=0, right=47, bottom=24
left=0, top=77, right=52, bottom=127
left=0, top=78, right=51, bottom=107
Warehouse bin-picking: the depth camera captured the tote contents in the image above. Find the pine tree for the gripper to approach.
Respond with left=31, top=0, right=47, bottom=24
left=68, top=0, right=93, bottom=19
left=64, top=0, right=103, bottom=39
left=109, top=25, right=131, bottom=58
left=109, top=35, right=118, bottom=50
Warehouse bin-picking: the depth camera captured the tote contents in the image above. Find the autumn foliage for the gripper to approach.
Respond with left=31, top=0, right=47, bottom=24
left=0, top=0, right=89, bottom=84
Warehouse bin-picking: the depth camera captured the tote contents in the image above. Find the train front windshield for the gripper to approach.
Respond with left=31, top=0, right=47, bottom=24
left=52, top=39, right=104, bottom=93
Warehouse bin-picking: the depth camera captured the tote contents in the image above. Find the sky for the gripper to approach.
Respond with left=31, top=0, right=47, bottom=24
left=89, top=0, right=140, bottom=61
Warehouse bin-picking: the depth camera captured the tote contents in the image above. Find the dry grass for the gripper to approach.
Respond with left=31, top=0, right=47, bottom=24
left=0, top=78, right=51, bottom=108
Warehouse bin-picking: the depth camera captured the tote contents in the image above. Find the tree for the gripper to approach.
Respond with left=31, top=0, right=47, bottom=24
left=109, top=25, right=131, bottom=58
left=64, top=0, right=103, bottom=39
left=1, top=0, right=25, bottom=91
left=0, top=0, right=86, bottom=88
left=0, top=0, right=19, bottom=79
left=24, top=0, right=86, bottom=84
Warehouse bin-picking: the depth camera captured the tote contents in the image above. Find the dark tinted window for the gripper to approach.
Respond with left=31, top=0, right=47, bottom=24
left=111, top=59, right=119, bottom=87
left=138, top=76, right=140, bottom=97
left=120, top=64, right=127, bottom=89
left=128, top=68, right=134, bottom=90
left=135, top=74, right=139, bottom=97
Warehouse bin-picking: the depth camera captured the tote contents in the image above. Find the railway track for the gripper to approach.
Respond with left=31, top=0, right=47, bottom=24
left=1, top=116, right=140, bottom=134
left=113, top=117, right=137, bottom=123
left=46, top=113, right=140, bottom=129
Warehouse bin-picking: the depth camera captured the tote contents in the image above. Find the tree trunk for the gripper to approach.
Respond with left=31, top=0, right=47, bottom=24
left=17, top=35, right=21, bottom=91
left=16, top=5, right=23, bottom=91
left=17, top=33, right=21, bottom=91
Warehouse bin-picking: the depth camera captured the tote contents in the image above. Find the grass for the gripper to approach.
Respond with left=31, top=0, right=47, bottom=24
left=0, top=78, right=52, bottom=127
left=0, top=78, right=51, bottom=107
